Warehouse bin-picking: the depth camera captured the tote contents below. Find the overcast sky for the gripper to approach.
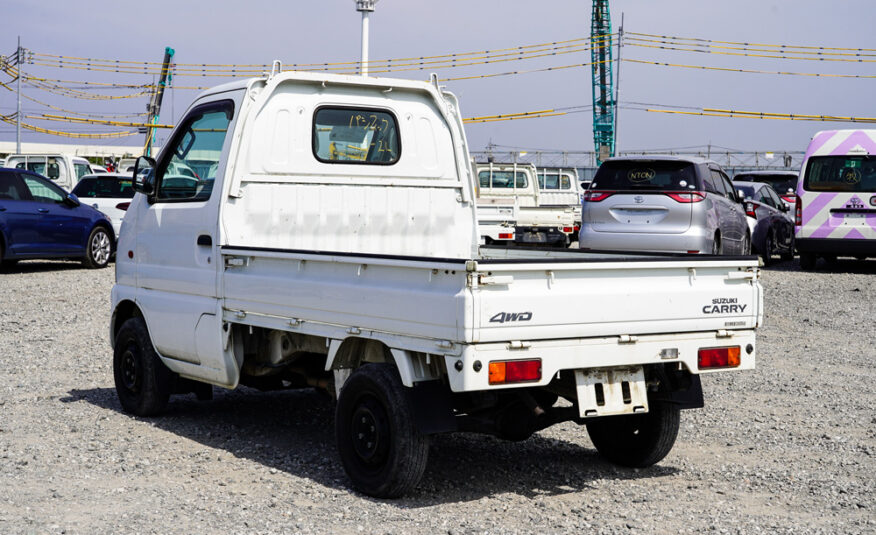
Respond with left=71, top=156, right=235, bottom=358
left=1, top=0, right=873, bottom=156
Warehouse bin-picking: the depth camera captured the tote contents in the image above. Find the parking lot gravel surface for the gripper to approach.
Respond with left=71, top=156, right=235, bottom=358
left=0, top=257, right=874, bottom=534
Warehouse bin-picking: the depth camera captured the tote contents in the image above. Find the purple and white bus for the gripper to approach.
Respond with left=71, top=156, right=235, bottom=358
left=795, top=129, right=876, bottom=269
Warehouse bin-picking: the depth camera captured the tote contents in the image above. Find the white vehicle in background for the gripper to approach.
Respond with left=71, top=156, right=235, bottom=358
left=88, top=164, right=109, bottom=174
left=71, top=173, right=135, bottom=238
left=5, top=153, right=93, bottom=191
left=536, top=166, right=584, bottom=206
left=110, top=71, right=761, bottom=498
left=476, top=162, right=577, bottom=246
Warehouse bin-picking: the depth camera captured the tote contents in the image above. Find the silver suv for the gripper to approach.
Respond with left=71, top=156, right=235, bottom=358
left=578, top=156, right=751, bottom=254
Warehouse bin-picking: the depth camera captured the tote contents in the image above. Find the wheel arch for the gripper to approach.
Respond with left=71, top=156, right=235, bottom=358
left=327, top=336, right=430, bottom=388
left=110, top=299, right=143, bottom=348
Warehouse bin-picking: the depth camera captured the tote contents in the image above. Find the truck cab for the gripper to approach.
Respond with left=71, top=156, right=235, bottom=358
left=5, top=153, right=94, bottom=191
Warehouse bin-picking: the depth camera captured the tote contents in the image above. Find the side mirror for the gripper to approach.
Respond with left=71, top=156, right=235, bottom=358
left=132, top=156, right=157, bottom=196
left=65, top=193, right=81, bottom=207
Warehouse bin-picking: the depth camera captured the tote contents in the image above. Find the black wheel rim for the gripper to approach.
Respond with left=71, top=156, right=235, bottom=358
left=121, top=343, right=141, bottom=393
left=350, top=394, right=391, bottom=472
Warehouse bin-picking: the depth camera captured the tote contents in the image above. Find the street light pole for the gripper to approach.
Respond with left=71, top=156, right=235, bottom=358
left=16, top=36, right=22, bottom=153
left=354, top=0, right=379, bottom=76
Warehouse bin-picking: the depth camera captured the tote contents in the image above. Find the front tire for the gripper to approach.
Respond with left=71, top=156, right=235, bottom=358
left=586, top=399, right=680, bottom=468
left=113, top=317, right=176, bottom=416
left=83, top=226, right=112, bottom=268
left=335, top=363, right=429, bottom=498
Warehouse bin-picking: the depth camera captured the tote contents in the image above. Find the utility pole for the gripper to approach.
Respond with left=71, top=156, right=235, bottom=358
left=613, top=13, right=623, bottom=155
left=16, top=36, right=22, bottom=153
left=143, top=46, right=175, bottom=157
left=354, top=0, right=379, bottom=76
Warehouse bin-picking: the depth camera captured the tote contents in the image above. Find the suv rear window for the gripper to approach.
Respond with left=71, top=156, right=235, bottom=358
left=72, top=177, right=135, bottom=199
left=591, top=161, right=698, bottom=191
left=803, top=156, right=876, bottom=192
left=734, top=173, right=797, bottom=195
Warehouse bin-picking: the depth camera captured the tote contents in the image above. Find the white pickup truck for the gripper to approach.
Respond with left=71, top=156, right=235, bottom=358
left=5, top=153, right=94, bottom=191
left=476, top=162, right=578, bottom=246
left=110, top=71, right=761, bottom=498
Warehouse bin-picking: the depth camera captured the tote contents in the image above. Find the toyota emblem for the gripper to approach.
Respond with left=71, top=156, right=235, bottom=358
left=634, top=196, right=644, bottom=204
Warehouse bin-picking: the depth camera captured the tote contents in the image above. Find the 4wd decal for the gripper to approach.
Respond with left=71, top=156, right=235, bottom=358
left=702, top=297, right=747, bottom=315
left=490, top=312, right=533, bottom=323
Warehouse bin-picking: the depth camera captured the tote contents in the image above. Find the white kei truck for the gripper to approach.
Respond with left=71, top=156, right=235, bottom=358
left=111, top=71, right=761, bottom=498
left=475, top=162, right=578, bottom=246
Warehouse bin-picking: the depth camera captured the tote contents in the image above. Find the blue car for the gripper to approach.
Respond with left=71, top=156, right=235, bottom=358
left=0, top=167, right=115, bottom=269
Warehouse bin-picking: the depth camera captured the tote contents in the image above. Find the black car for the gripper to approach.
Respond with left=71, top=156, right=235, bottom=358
left=733, top=181, right=794, bottom=265
left=732, top=171, right=798, bottom=210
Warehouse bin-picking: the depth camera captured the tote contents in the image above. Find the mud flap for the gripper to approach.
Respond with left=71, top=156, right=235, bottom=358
left=406, top=380, right=457, bottom=435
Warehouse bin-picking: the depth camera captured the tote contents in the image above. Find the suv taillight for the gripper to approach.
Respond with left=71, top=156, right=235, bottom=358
left=781, top=195, right=796, bottom=204
left=116, top=202, right=131, bottom=211
left=744, top=201, right=757, bottom=218
left=665, top=191, right=706, bottom=203
left=795, top=196, right=802, bottom=226
left=583, top=190, right=614, bottom=202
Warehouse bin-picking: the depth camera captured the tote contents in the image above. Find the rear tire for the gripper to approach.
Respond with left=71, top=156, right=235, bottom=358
left=113, top=317, right=176, bottom=416
left=586, top=399, right=680, bottom=468
left=335, top=363, right=429, bottom=498
left=761, top=231, right=775, bottom=266
left=83, top=226, right=112, bottom=269
left=799, top=252, right=816, bottom=270
left=711, top=233, right=722, bottom=255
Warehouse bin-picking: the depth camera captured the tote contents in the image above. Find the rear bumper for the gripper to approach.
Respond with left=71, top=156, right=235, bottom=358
left=444, top=329, right=756, bottom=393
left=796, top=237, right=876, bottom=256
left=514, top=226, right=567, bottom=245
left=578, top=225, right=711, bottom=254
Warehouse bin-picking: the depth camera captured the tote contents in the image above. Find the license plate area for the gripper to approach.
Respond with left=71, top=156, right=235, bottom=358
left=575, top=367, right=649, bottom=418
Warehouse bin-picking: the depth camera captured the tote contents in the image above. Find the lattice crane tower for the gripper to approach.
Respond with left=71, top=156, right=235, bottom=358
left=591, top=0, right=614, bottom=164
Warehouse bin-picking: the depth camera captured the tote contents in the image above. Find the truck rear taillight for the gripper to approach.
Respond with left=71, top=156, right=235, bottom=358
left=665, top=191, right=706, bottom=203
left=583, top=191, right=614, bottom=202
left=562, top=226, right=574, bottom=233
left=116, top=202, right=131, bottom=211
left=498, top=233, right=513, bottom=240
left=795, top=196, right=802, bottom=226
left=698, top=346, right=741, bottom=369
left=488, top=359, right=542, bottom=385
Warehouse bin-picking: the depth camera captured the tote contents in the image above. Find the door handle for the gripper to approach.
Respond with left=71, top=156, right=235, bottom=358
left=37, top=208, right=49, bottom=213
left=197, top=234, right=212, bottom=246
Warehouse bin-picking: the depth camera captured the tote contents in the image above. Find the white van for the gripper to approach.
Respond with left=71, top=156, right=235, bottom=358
left=5, top=154, right=94, bottom=191
left=795, top=129, right=876, bottom=268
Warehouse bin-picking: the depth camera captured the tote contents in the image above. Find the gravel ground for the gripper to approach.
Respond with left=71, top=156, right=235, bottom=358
left=0, top=257, right=874, bottom=534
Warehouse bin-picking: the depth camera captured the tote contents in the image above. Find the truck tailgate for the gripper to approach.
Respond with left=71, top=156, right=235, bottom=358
left=469, top=253, right=762, bottom=343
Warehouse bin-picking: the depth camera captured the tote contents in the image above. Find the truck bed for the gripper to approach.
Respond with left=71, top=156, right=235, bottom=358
left=220, top=245, right=761, bottom=347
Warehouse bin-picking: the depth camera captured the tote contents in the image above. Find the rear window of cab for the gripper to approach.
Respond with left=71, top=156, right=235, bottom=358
left=312, top=107, right=400, bottom=165
left=592, top=161, right=698, bottom=191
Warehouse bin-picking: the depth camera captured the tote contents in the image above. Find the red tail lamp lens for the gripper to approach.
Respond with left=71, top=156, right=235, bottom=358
left=665, top=191, right=706, bottom=203
left=562, top=226, right=574, bottom=233
left=781, top=195, right=796, bottom=204
left=583, top=191, right=614, bottom=202
left=795, top=196, right=803, bottom=226
left=116, top=202, right=131, bottom=211
left=488, top=359, right=542, bottom=385
left=745, top=202, right=757, bottom=218
left=698, top=346, right=741, bottom=369
left=498, top=233, right=513, bottom=240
